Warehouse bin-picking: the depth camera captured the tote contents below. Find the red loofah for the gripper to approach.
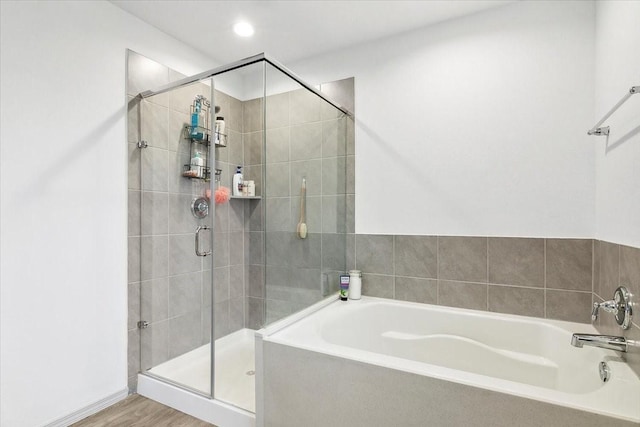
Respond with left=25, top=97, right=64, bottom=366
left=215, top=186, right=230, bottom=204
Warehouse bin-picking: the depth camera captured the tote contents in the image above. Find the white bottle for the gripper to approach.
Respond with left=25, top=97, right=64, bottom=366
left=348, top=270, right=362, bottom=300
left=215, top=116, right=225, bottom=145
left=215, top=116, right=225, bottom=134
left=191, top=152, right=204, bottom=178
left=232, top=166, right=243, bottom=196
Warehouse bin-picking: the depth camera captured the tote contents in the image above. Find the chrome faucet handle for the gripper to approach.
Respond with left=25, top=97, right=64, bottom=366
left=591, top=299, right=618, bottom=321
left=591, top=286, right=633, bottom=329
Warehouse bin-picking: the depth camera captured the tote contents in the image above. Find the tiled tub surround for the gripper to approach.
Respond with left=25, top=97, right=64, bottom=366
left=351, top=235, right=594, bottom=321
left=348, top=235, right=640, bottom=379
left=260, top=297, right=640, bottom=427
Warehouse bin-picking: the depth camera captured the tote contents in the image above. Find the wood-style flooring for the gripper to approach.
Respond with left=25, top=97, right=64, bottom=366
left=71, top=394, right=216, bottom=427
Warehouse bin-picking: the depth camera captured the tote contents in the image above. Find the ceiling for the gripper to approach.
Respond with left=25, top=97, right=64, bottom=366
left=111, top=0, right=513, bottom=65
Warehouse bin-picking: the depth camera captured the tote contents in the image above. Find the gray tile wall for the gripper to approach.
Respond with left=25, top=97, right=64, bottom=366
left=349, top=235, right=595, bottom=323
left=593, top=240, right=640, bottom=379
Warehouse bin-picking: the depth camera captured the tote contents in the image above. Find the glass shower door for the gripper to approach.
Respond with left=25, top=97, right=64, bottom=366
left=138, top=79, right=215, bottom=397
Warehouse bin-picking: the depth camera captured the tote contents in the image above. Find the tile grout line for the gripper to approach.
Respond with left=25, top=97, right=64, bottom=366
left=485, top=237, right=489, bottom=311
left=591, top=239, right=595, bottom=310
left=436, top=236, right=440, bottom=306
left=543, top=238, right=547, bottom=319
left=391, top=234, right=397, bottom=299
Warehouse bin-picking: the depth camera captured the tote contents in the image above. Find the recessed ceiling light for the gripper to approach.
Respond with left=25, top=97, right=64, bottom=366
left=233, top=22, right=254, bottom=37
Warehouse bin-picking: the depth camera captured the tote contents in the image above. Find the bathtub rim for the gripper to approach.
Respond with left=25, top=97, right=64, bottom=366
left=258, top=295, right=640, bottom=424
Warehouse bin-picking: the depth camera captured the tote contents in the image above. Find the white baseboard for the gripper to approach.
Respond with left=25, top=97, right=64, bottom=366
left=43, top=388, right=129, bottom=427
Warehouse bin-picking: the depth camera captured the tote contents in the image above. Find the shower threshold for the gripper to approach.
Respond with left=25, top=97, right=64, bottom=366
left=138, top=328, right=256, bottom=427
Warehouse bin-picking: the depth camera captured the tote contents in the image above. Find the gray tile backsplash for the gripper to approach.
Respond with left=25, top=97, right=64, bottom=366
left=438, top=236, right=487, bottom=282
left=351, top=235, right=605, bottom=326
left=546, top=289, right=592, bottom=323
left=356, top=234, right=394, bottom=275
left=438, top=280, right=487, bottom=311
left=598, top=240, right=619, bottom=298
left=488, top=237, right=544, bottom=287
left=394, top=235, right=437, bottom=278
left=546, top=239, right=592, bottom=291
left=488, top=285, right=544, bottom=318
left=361, top=274, right=394, bottom=298
left=395, top=276, right=437, bottom=304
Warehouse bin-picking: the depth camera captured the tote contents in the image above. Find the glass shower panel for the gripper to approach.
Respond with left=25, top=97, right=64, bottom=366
left=210, top=61, right=265, bottom=413
left=138, top=79, right=214, bottom=397
left=263, top=63, right=348, bottom=326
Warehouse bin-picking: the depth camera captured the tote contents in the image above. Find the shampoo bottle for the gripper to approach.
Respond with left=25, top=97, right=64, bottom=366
left=215, top=116, right=225, bottom=145
left=232, top=166, right=243, bottom=196
left=191, top=98, right=201, bottom=138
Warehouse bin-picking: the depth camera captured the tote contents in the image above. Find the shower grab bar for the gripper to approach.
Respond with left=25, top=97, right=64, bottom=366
left=195, top=225, right=212, bottom=257
left=588, top=85, right=639, bottom=136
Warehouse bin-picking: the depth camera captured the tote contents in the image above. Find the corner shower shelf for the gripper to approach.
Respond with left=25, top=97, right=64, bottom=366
left=230, top=195, right=261, bottom=200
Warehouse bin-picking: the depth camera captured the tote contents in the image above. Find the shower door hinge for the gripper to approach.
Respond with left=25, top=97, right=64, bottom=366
left=137, top=140, right=148, bottom=149
left=137, top=320, right=149, bottom=329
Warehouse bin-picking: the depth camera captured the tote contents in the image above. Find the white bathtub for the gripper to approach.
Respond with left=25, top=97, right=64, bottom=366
left=258, top=296, right=640, bottom=426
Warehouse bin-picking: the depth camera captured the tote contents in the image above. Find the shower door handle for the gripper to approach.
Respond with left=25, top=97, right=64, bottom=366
left=195, top=225, right=212, bottom=257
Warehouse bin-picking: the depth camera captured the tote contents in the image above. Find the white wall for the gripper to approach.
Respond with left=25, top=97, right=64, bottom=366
left=594, top=1, right=640, bottom=248
left=291, top=1, right=596, bottom=237
left=0, top=2, right=215, bottom=426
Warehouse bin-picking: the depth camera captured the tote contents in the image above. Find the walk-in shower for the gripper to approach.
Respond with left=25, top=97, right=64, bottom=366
left=127, top=52, right=353, bottom=425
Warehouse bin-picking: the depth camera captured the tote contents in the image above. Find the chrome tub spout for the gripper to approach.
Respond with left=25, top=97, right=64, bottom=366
left=571, top=334, right=627, bottom=352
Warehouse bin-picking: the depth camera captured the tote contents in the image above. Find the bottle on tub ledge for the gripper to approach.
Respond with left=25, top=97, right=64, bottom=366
left=349, top=270, right=362, bottom=300
left=339, top=274, right=350, bottom=301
